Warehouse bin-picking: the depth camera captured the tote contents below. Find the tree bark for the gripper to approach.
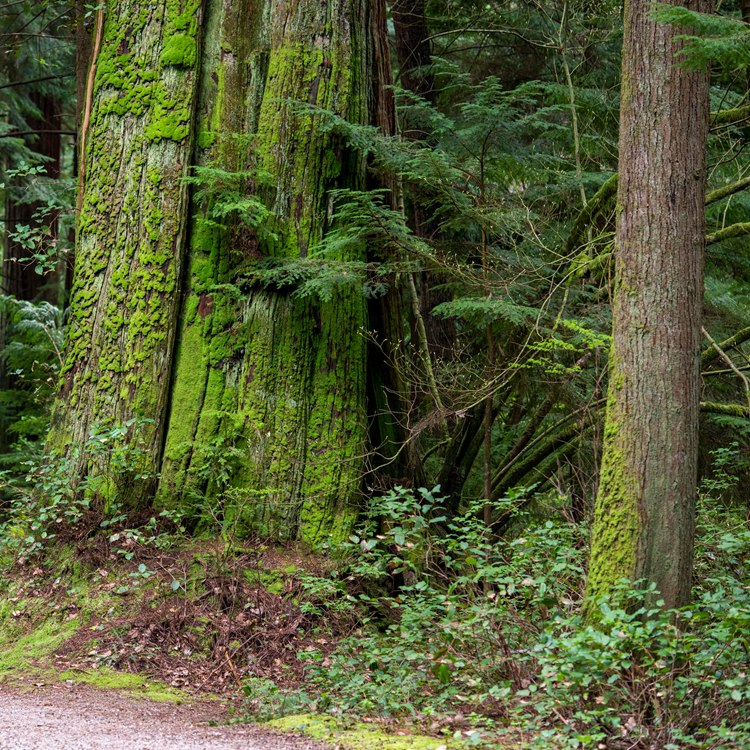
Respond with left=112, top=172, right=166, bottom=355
left=158, top=0, right=395, bottom=541
left=1, top=92, right=62, bottom=452
left=390, top=0, right=434, bottom=107
left=585, top=0, right=710, bottom=611
left=46, top=0, right=205, bottom=500
left=2, top=92, right=62, bottom=304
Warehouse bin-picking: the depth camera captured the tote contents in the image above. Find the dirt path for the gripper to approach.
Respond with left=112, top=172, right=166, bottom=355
left=0, top=683, right=329, bottom=750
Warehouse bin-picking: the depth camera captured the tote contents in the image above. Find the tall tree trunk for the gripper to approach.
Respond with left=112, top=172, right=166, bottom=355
left=156, top=0, right=264, bottom=516
left=390, top=0, right=434, bottom=109
left=2, top=93, right=62, bottom=304
left=585, top=0, right=710, bottom=611
left=390, top=0, right=455, bottom=455
left=1, top=92, right=62, bottom=452
left=46, top=0, right=205, bottom=500
left=159, top=0, right=395, bottom=541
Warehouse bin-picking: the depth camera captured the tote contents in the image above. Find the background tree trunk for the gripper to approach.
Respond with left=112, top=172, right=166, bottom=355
left=2, top=93, right=62, bottom=305
left=1, top=92, right=62, bottom=452
left=585, top=0, right=710, bottom=610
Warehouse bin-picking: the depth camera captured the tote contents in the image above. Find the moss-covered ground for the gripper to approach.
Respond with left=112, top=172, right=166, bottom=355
left=266, top=714, right=463, bottom=750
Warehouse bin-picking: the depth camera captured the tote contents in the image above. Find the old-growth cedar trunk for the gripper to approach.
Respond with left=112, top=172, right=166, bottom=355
left=48, top=0, right=394, bottom=536
left=156, top=0, right=263, bottom=518
left=585, top=0, right=710, bottom=610
left=158, top=0, right=394, bottom=541
left=46, top=0, right=204, bottom=496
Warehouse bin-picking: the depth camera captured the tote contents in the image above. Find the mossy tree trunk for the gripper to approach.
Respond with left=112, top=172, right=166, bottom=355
left=157, top=0, right=268, bottom=516
left=585, top=0, right=710, bottom=611
left=46, top=0, right=205, bottom=496
left=158, top=0, right=394, bottom=541
left=50, top=0, right=394, bottom=535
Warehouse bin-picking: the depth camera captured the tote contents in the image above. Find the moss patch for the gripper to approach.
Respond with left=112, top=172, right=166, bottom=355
left=57, top=669, right=185, bottom=702
left=265, top=714, right=457, bottom=750
left=0, top=606, right=78, bottom=678
left=160, top=34, right=197, bottom=67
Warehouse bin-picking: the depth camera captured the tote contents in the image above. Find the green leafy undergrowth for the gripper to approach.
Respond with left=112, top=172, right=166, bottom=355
left=249, top=486, right=750, bottom=750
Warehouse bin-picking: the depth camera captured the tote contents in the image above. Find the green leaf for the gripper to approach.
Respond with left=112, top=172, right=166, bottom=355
left=431, top=663, right=451, bottom=684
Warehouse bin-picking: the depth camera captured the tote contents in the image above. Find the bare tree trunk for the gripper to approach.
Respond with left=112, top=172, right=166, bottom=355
left=585, top=0, right=710, bottom=611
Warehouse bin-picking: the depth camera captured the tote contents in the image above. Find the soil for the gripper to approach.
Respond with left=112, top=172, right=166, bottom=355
left=13, top=538, right=353, bottom=695
left=0, top=682, right=331, bottom=750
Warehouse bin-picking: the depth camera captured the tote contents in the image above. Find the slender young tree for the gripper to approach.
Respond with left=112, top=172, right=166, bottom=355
left=585, top=0, right=710, bottom=610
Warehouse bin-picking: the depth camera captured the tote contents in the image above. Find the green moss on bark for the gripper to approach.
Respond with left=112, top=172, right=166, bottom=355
left=159, top=0, right=385, bottom=543
left=160, top=34, right=198, bottom=66
left=585, top=381, right=640, bottom=615
left=46, top=0, right=205, bottom=498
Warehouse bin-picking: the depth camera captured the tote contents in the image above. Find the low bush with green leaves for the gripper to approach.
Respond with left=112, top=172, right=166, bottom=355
left=0, top=416, right=184, bottom=562
left=273, top=485, right=750, bottom=749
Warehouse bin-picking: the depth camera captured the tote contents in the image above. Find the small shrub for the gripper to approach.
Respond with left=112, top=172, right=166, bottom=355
left=295, top=485, right=750, bottom=749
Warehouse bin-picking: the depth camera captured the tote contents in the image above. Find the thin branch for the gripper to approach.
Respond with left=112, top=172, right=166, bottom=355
left=559, top=1, right=586, bottom=207
left=702, top=364, right=750, bottom=376
left=701, top=325, right=750, bottom=367
left=0, top=73, right=75, bottom=91
left=702, top=326, right=750, bottom=411
left=78, top=5, right=104, bottom=211
left=0, top=130, right=76, bottom=138
left=42, top=326, right=64, bottom=369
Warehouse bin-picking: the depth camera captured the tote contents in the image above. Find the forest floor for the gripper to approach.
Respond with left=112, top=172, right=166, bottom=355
left=0, top=537, right=463, bottom=750
left=0, top=682, right=331, bottom=750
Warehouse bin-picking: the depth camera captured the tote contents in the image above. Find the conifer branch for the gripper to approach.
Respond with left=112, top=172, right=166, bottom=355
left=565, top=173, right=618, bottom=255
left=705, top=221, right=750, bottom=246
left=0, top=73, right=74, bottom=91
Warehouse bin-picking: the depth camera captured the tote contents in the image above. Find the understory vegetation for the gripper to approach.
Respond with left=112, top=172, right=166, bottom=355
left=0, top=434, right=748, bottom=748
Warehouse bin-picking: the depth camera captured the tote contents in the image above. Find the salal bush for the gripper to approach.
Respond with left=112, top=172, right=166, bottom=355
left=299, top=487, right=750, bottom=750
